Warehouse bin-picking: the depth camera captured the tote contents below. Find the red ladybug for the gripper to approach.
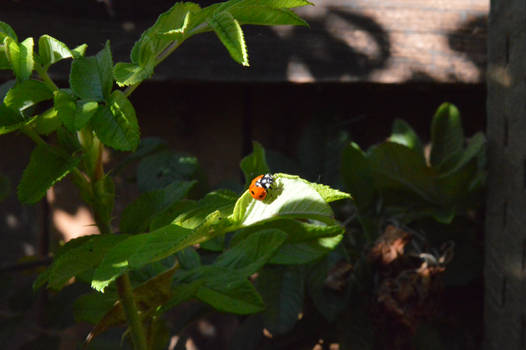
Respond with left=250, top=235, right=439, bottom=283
left=249, top=174, right=274, bottom=200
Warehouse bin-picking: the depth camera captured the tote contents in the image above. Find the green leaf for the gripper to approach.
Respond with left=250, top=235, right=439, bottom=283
left=70, top=42, right=113, bottom=101
left=176, top=247, right=201, bottom=270
left=38, top=35, right=74, bottom=68
left=309, top=182, right=350, bottom=203
left=230, top=7, right=308, bottom=26
left=0, top=22, right=17, bottom=70
left=137, top=151, right=200, bottom=192
left=240, top=141, right=270, bottom=186
left=341, top=142, right=375, bottom=209
left=131, top=2, right=202, bottom=66
left=307, top=251, right=350, bottom=322
left=40, top=234, right=128, bottom=290
left=157, top=8, right=192, bottom=39
left=71, top=43, right=88, bottom=58
left=74, top=292, right=117, bottom=324
left=174, top=190, right=237, bottom=229
left=0, top=104, right=28, bottom=134
left=0, top=21, right=17, bottom=41
left=120, top=180, right=196, bottom=234
left=368, top=142, right=438, bottom=205
left=270, top=234, right=343, bottom=265
left=91, top=90, right=140, bottom=151
left=176, top=266, right=265, bottom=314
left=75, top=100, right=98, bottom=130
left=92, top=216, right=228, bottom=292
left=389, top=118, right=424, bottom=156
left=430, top=103, right=464, bottom=171
left=53, top=90, right=76, bottom=131
left=33, top=107, right=61, bottom=135
left=256, top=267, right=304, bottom=334
left=231, top=218, right=343, bottom=246
left=216, top=229, right=287, bottom=274
left=160, top=280, right=204, bottom=313
left=96, top=41, right=113, bottom=99
left=149, top=199, right=196, bottom=230
left=17, top=144, right=80, bottom=204
left=232, top=174, right=335, bottom=226
left=113, top=62, right=153, bottom=87
left=435, top=132, right=486, bottom=211
left=5, top=37, right=34, bottom=81
left=208, top=11, right=249, bottom=66
left=439, top=132, right=486, bottom=177
left=231, top=0, right=313, bottom=8
left=88, top=267, right=177, bottom=341
left=3, top=79, right=53, bottom=112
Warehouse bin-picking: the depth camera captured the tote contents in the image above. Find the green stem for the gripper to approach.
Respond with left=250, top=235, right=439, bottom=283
left=124, top=38, right=187, bottom=98
left=116, top=273, right=148, bottom=350
left=34, top=63, right=59, bottom=91
left=21, top=127, right=47, bottom=146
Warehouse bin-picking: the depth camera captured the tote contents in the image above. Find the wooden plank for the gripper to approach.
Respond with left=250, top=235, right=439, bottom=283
left=485, top=0, right=526, bottom=349
left=0, top=0, right=487, bottom=83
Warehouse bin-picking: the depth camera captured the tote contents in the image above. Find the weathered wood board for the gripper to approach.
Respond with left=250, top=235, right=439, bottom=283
left=1, top=0, right=488, bottom=83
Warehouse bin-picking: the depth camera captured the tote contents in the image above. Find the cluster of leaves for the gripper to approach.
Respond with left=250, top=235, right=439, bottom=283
left=34, top=142, right=349, bottom=346
left=341, top=102, right=486, bottom=237
left=0, top=0, right=312, bottom=208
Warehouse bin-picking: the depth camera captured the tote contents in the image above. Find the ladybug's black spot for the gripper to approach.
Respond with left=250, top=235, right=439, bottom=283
left=259, top=194, right=264, bottom=198
left=251, top=190, right=255, bottom=194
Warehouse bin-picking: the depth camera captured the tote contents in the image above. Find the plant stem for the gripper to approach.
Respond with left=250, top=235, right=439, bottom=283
left=34, top=63, right=59, bottom=91
left=21, top=127, right=47, bottom=146
left=116, top=273, right=148, bottom=350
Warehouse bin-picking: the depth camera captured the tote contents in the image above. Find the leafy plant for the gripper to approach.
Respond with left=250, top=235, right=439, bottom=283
left=341, top=102, right=486, bottom=237
left=0, top=1, right=358, bottom=349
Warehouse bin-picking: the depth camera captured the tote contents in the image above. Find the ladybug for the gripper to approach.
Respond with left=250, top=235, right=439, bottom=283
left=249, top=173, right=274, bottom=200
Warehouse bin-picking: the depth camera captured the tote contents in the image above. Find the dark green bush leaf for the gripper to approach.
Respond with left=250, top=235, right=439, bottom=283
left=33, top=108, right=61, bottom=135
left=70, top=42, right=113, bottom=101
left=269, top=234, right=343, bottom=265
left=91, top=90, right=140, bottom=151
left=137, top=151, right=199, bottom=192
left=368, top=142, right=439, bottom=205
left=54, top=89, right=76, bottom=131
left=75, top=100, right=98, bottom=130
left=216, top=229, right=287, bottom=274
left=389, top=118, right=424, bottom=156
left=120, top=180, right=196, bottom=233
left=17, top=144, right=80, bottom=204
left=176, top=247, right=201, bottom=270
left=430, top=102, right=464, bottom=171
left=256, top=267, right=304, bottom=334
left=37, top=234, right=128, bottom=290
left=73, top=292, right=117, bottom=324
left=341, top=142, right=375, bottom=210
left=92, top=215, right=229, bottom=292
left=176, top=266, right=265, bottom=314
left=307, top=251, right=350, bottom=322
